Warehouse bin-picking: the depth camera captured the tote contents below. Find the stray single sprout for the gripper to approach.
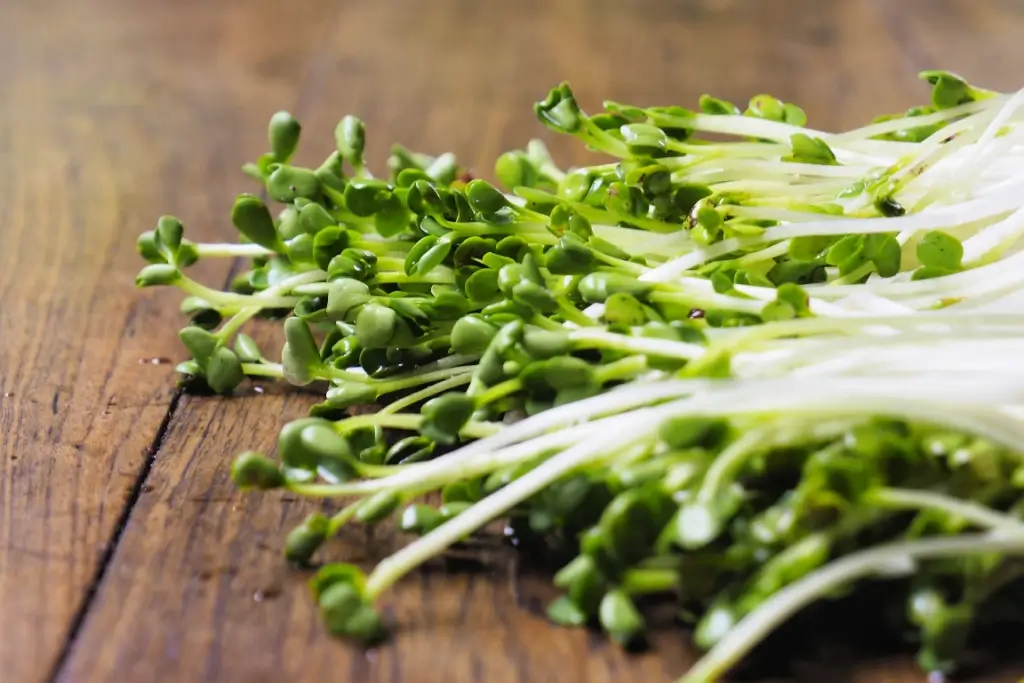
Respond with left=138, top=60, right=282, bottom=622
left=136, top=70, right=1024, bottom=683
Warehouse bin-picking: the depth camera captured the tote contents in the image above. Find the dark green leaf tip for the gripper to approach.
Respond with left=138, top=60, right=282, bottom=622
left=206, top=346, right=245, bottom=394
left=231, top=194, right=283, bottom=251
left=231, top=451, right=285, bottom=490
left=135, top=264, right=180, bottom=288
left=284, top=511, right=329, bottom=565
left=137, top=231, right=163, bottom=264
left=156, top=215, right=184, bottom=254
left=318, top=582, right=385, bottom=643
left=535, top=82, right=583, bottom=134
left=335, top=115, right=367, bottom=168
left=599, top=590, right=645, bottom=646
left=282, top=317, right=323, bottom=385
left=266, top=165, right=321, bottom=202
left=466, top=179, right=511, bottom=215
left=269, top=111, right=301, bottom=162
left=420, top=392, right=476, bottom=445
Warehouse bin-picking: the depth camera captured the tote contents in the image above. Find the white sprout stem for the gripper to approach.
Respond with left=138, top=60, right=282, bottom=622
left=829, top=98, right=998, bottom=143
left=178, top=278, right=301, bottom=310
left=292, top=370, right=1024, bottom=501
left=665, top=140, right=788, bottom=159
left=678, top=534, right=1024, bottom=683
left=712, top=179, right=851, bottom=197
left=377, top=373, right=474, bottom=416
left=898, top=123, right=998, bottom=211
left=649, top=290, right=766, bottom=316
left=241, top=362, right=283, bottom=378
left=683, top=158, right=873, bottom=181
left=901, top=267, right=1024, bottom=310
left=956, top=89, right=1024, bottom=178
left=360, top=372, right=1024, bottom=599
left=748, top=339, right=1024, bottom=379
left=291, top=430, right=570, bottom=496
left=364, top=412, right=664, bottom=598
left=820, top=247, right=1024, bottom=302
left=291, top=395, right=699, bottom=498
left=569, top=328, right=705, bottom=360
left=962, top=206, right=1024, bottom=265
left=731, top=310, right=1024, bottom=336
left=683, top=113, right=830, bottom=144
left=770, top=339, right=1024, bottom=382
left=696, top=429, right=770, bottom=502
left=592, top=223, right=693, bottom=255
left=390, top=378, right=711, bottom=466
left=366, top=364, right=1024, bottom=498
left=195, top=242, right=273, bottom=258
left=644, top=164, right=1024, bottom=282
left=365, top=365, right=476, bottom=395
left=769, top=179, right=1024, bottom=240
left=724, top=207, right=846, bottom=223
left=868, top=487, right=1024, bottom=535
left=216, top=269, right=328, bottom=339
left=330, top=412, right=500, bottom=441
left=676, top=168, right=857, bottom=187
left=735, top=241, right=791, bottom=266
left=686, top=396, right=1024, bottom=453
left=886, top=107, right=995, bottom=194
left=623, top=377, right=1024, bottom=455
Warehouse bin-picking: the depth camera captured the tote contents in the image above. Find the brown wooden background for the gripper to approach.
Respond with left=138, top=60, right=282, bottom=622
left=2, top=0, right=1024, bottom=682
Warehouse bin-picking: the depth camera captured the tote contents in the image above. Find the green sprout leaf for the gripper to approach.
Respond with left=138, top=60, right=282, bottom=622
left=916, top=231, right=963, bottom=271
left=285, top=512, right=329, bottom=565
left=335, top=115, right=367, bottom=170
left=135, top=264, right=180, bottom=288
left=535, top=82, right=583, bottom=134
left=282, top=317, right=323, bottom=385
left=232, top=194, right=284, bottom=251
left=420, top=393, right=476, bottom=445
left=269, top=111, right=301, bottom=162
left=599, top=590, right=645, bottom=645
left=206, top=346, right=245, bottom=394
left=266, top=165, right=320, bottom=202
left=784, top=134, right=838, bottom=165
left=231, top=451, right=285, bottom=490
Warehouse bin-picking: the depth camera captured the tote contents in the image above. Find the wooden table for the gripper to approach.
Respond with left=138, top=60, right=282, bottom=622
left=2, top=0, right=1024, bottom=681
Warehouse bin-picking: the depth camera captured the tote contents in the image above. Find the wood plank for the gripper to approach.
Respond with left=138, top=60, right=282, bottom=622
left=54, top=1, right=1024, bottom=683
left=0, top=0, right=336, bottom=681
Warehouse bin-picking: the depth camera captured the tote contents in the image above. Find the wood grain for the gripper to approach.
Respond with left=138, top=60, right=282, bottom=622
left=0, top=0, right=336, bottom=681
left=4, top=0, right=1023, bottom=682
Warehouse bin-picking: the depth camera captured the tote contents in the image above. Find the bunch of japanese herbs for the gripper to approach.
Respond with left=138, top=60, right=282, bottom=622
left=136, top=71, right=1024, bottom=681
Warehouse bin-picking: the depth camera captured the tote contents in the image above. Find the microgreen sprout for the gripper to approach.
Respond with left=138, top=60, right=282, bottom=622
left=137, top=71, right=1024, bottom=682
